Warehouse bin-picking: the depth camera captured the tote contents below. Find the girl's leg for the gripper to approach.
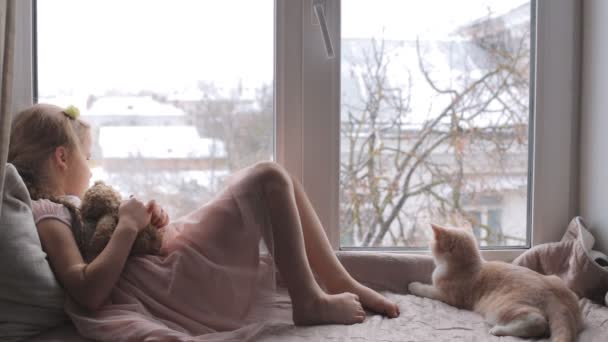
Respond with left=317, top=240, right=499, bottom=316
left=290, top=174, right=400, bottom=318
left=245, top=162, right=365, bottom=325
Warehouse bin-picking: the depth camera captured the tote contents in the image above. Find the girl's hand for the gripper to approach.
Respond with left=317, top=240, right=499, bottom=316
left=118, top=196, right=152, bottom=233
left=146, top=200, right=170, bottom=228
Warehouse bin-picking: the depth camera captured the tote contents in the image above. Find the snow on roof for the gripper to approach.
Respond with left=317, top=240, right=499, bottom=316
left=99, top=126, right=226, bottom=159
left=88, top=96, right=185, bottom=116
left=456, top=2, right=530, bottom=34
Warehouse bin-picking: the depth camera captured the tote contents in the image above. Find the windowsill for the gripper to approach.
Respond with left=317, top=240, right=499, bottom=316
left=339, top=248, right=529, bottom=263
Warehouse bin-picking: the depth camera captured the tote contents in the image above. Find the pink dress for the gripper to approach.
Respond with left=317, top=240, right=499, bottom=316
left=32, top=168, right=288, bottom=341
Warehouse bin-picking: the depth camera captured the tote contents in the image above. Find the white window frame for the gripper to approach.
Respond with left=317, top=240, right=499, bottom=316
left=277, top=0, right=582, bottom=262
left=16, top=0, right=581, bottom=262
left=11, top=0, right=33, bottom=114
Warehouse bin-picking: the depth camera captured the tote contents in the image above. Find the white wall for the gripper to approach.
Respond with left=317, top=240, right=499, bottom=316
left=580, top=0, right=608, bottom=253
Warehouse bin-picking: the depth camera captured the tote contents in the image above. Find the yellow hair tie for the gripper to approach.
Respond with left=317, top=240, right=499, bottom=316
left=63, top=105, right=80, bottom=119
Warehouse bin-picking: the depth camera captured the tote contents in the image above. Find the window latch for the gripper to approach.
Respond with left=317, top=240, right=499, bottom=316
left=313, top=0, right=335, bottom=59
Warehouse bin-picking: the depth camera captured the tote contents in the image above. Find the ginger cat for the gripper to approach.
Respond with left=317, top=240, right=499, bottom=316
left=408, top=224, right=581, bottom=342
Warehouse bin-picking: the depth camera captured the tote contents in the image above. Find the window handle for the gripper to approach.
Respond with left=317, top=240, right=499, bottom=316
left=313, top=0, right=335, bottom=59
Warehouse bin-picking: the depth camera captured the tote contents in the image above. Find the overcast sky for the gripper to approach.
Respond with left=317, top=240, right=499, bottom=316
left=37, top=0, right=529, bottom=97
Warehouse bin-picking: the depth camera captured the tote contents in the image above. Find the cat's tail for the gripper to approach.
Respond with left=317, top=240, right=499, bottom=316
left=545, top=299, right=580, bottom=342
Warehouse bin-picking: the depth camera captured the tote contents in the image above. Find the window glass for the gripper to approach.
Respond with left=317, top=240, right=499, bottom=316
left=36, top=0, right=274, bottom=219
left=340, top=0, right=532, bottom=248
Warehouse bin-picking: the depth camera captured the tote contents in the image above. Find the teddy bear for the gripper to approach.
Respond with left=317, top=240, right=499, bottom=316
left=81, top=181, right=163, bottom=260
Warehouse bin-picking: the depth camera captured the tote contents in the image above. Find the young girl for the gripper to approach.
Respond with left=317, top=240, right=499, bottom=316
left=8, top=104, right=399, bottom=340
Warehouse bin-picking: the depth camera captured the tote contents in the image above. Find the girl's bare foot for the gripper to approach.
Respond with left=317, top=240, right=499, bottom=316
left=292, top=292, right=366, bottom=325
left=352, top=283, right=400, bottom=318
left=327, top=281, right=400, bottom=318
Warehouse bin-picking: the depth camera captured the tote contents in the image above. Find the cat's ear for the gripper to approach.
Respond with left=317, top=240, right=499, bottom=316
left=431, top=224, right=446, bottom=239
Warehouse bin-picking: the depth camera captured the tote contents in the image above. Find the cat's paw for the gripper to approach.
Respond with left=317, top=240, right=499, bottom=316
left=407, top=282, right=424, bottom=295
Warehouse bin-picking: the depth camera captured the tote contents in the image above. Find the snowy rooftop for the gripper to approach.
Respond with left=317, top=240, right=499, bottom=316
left=87, top=96, right=185, bottom=116
left=99, top=126, right=226, bottom=159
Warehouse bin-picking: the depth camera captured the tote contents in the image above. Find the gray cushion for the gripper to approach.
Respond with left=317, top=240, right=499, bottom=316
left=0, top=164, right=67, bottom=341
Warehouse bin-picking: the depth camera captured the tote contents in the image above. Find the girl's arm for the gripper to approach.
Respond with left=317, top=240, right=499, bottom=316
left=37, top=197, right=151, bottom=311
left=37, top=219, right=139, bottom=311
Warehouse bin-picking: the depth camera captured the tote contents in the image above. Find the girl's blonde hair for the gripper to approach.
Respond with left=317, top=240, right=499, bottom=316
left=8, top=103, right=91, bottom=254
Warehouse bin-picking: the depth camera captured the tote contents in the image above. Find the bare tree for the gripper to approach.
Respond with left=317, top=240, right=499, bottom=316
left=184, top=82, right=274, bottom=172
left=340, top=12, right=530, bottom=247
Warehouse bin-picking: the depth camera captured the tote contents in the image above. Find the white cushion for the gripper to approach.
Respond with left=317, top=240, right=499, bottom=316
left=0, top=164, right=67, bottom=341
